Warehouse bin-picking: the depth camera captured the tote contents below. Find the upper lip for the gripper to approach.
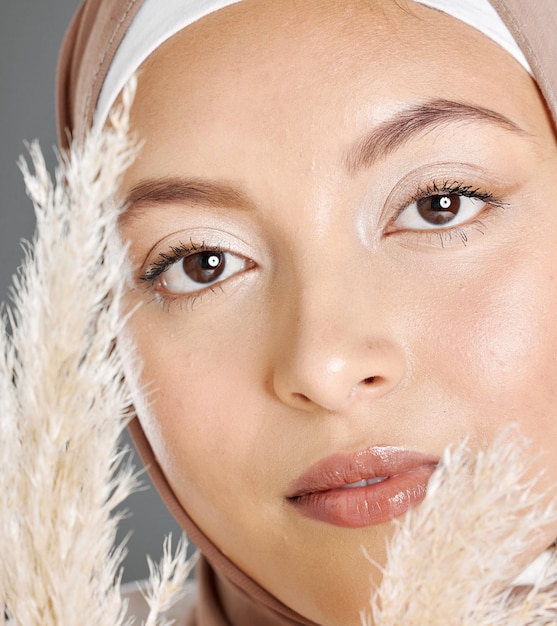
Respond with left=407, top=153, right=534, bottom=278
left=287, top=446, right=439, bottom=498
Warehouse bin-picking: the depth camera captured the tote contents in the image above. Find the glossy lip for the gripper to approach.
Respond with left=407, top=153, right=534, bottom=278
left=287, top=446, right=439, bottom=528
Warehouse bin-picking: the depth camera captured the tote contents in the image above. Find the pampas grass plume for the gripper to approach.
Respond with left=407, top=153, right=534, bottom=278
left=365, top=430, right=557, bottom=626
left=142, top=535, right=198, bottom=626
left=0, top=77, right=193, bottom=625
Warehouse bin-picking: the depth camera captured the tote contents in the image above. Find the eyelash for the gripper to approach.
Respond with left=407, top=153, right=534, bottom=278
left=407, top=179, right=495, bottom=205
left=392, top=179, right=508, bottom=245
left=140, top=239, right=212, bottom=286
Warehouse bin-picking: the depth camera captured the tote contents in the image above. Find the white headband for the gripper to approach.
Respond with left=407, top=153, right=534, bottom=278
left=95, top=0, right=533, bottom=129
left=95, top=0, right=244, bottom=128
left=415, top=0, right=531, bottom=72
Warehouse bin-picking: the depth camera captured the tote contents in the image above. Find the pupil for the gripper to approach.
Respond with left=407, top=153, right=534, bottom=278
left=183, top=251, right=225, bottom=283
left=417, top=194, right=461, bottom=225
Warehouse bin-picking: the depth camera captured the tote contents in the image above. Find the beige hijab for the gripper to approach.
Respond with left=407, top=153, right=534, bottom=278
left=56, top=2, right=557, bottom=624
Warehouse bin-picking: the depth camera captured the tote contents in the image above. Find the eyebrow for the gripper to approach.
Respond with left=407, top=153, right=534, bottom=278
left=121, top=99, right=527, bottom=222
left=120, top=178, right=253, bottom=225
left=346, top=99, right=527, bottom=172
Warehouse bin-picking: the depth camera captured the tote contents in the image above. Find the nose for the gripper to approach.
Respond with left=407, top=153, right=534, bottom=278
left=271, top=288, right=407, bottom=413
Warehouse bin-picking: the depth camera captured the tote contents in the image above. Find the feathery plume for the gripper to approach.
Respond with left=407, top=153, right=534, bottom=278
left=364, top=430, right=557, bottom=626
left=0, top=77, right=193, bottom=625
left=141, top=535, right=198, bottom=626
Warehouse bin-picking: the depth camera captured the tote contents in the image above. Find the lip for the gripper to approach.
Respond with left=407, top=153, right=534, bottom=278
left=287, top=446, right=438, bottom=528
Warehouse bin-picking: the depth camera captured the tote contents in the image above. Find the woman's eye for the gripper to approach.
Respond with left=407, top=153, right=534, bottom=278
left=159, top=250, right=251, bottom=294
left=392, top=193, right=487, bottom=231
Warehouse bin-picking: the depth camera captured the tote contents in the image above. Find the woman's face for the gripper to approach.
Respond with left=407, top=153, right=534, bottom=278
left=118, top=0, right=557, bottom=624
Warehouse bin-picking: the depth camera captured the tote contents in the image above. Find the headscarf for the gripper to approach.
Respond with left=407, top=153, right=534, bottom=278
left=56, top=2, right=557, bottom=624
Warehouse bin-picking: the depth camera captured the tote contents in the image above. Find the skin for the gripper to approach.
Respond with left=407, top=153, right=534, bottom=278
left=117, top=1, right=557, bottom=624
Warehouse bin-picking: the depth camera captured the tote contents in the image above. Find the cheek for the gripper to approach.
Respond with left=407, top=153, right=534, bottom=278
left=120, top=309, right=266, bottom=520
left=129, top=330, right=227, bottom=446
left=419, top=245, right=557, bottom=443
left=406, top=235, right=557, bottom=554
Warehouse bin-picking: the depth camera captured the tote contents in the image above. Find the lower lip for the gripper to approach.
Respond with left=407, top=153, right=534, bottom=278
left=288, top=465, right=436, bottom=528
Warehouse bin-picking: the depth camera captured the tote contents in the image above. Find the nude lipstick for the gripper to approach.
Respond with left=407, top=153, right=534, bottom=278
left=287, top=446, right=438, bottom=528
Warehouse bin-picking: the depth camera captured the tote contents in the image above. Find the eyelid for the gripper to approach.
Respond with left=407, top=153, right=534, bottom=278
left=382, top=162, right=509, bottom=216
left=136, top=227, right=259, bottom=283
left=132, top=226, right=261, bottom=312
left=381, top=163, right=511, bottom=229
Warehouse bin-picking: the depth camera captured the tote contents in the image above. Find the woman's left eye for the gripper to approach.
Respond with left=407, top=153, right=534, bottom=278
left=159, top=249, right=251, bottom=295
left=392, top=193, right=487, bottom=231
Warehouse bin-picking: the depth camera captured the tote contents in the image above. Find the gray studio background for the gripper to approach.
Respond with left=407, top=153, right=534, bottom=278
left=1, top=2, right=184, bottom=583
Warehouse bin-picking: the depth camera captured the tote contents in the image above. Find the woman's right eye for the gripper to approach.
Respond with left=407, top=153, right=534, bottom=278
left=156, top=248, right=253, bottom=295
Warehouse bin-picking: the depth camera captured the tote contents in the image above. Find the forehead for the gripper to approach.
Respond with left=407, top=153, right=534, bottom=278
left=139, top=0, right=533, bottom=113
left=127, top=0, right=546, bottom=179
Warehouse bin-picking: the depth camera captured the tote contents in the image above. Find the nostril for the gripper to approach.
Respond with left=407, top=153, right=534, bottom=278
left=363, top=376, right=376, bottom=385
left=292, top=392, right=311, bottom=403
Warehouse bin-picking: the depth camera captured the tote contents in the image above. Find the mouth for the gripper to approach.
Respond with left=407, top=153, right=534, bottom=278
left=287, top=446, right=438, bottom=528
